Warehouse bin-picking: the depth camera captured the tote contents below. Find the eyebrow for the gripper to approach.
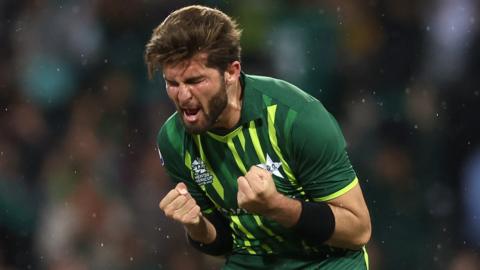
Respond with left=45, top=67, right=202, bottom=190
left=164, top=75, right=204, bottom=84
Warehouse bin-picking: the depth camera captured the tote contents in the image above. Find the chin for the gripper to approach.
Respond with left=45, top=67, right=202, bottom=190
left=183, top=121, right=211, bottom=134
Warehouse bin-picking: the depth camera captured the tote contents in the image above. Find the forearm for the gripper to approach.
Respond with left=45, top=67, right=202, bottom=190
left=263, top=193, right=302, bottom=228
left=324, top=203, right=371, bottom=250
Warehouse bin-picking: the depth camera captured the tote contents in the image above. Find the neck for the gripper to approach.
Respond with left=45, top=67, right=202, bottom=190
left=213, top=79, right=243, bottom=130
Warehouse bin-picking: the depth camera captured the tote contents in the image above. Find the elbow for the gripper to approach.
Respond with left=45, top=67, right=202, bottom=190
left=353, top=218, right=372, bottom=248
left=359, top=220, right=372, bottom=246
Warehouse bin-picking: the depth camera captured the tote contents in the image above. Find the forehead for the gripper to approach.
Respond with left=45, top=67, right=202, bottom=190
left=163, top=53, right=217, bottom=80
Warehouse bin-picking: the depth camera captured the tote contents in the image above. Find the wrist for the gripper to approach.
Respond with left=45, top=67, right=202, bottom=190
left=185, top=216, right=216, bottom=244
left=264, top=193, right=302, bottom=228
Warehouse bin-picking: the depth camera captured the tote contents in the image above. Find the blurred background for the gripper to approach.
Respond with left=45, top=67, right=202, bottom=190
left=0, top=0, right=479, bottom=269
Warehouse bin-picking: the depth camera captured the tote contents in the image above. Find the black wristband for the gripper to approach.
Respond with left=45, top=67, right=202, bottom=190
left=187, top=211, right=233, bottom=256
left=292, top=200, right=336, bottom=245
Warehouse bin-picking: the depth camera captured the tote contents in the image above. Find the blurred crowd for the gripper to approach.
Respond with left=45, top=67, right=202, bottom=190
left=0, top=1, right=479, bottom=269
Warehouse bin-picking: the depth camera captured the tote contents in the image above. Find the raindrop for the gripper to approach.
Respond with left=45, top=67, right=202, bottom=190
left=92, top=212, right=97, bottom=218
left=414, top=124, right=418, bottom=129
left=100, top=242, right=104, bottom=247
left=361, top=98, right=366, bottom=103
left=426, top=26, right=431, bottom=31
left=130, top=257, right=134, bottom=262
left=104, top=59, right=109, bottom=64
left=166, top=235, right=170, bottom=239
left=56, top=68, right=60, bottom=72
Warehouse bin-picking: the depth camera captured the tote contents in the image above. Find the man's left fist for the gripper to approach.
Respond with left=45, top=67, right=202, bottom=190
left=237, top=166, right=281, bottom=215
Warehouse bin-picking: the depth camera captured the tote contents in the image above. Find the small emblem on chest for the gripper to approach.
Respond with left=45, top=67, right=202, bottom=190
left=256, top=154, right=284, bottom=179
left=191, top=158, right=214, bottom=185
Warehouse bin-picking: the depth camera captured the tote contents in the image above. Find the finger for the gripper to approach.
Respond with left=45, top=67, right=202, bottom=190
left=174, top=197, right=198, bottom=218
left=159, top=188, right=181, bottom=210
left=237, top=176, right=254, bottom=198
left=163, top=194, right=188, bottom=216
left=175, top=182, right=189, bottom=195
left=251, top=165, right=271, bottom=178
left=183, top=205, right=201, bottom=225
left=244, top=168, right=264, bottom=193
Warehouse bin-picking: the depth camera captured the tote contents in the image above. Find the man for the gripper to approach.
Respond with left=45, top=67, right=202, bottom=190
left=145, top=5, right=371, bottom=269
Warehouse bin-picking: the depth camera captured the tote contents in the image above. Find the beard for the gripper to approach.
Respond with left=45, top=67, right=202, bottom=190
left=181, top=80, right=228, bottom=134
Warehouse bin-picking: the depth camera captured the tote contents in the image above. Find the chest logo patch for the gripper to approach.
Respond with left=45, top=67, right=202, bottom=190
left=257, top=154, right=284, bottom=179
left=191, top=158, right=214, bottom=186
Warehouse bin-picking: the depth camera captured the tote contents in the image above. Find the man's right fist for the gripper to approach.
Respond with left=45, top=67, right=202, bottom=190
left=159, top=182, right=202, bottom=225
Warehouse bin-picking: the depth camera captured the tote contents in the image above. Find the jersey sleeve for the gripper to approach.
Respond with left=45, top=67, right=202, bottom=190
left=157, top=121, right=215, bottom=213
left=290, top=100, right=357, bottom=201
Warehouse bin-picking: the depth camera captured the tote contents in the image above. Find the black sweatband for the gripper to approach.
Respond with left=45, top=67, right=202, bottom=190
left=187, top=211, right=233, bottom=256
left=292, top=200, right=336, bottom=245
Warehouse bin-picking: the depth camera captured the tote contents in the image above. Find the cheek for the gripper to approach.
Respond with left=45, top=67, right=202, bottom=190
left=166, top=88, right=178, bottom=102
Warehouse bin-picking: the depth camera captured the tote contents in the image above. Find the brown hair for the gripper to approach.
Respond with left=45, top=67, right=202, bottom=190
left=145, top=5, right=242, bottom=79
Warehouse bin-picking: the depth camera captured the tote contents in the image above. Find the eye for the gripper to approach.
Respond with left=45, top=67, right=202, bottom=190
left=165, top=80, right=179, bottom=88
left=185, top=77, right=204, bottom=85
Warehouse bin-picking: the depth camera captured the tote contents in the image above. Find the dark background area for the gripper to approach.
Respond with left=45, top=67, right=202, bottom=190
left=0, top=0, right=479, bottom=269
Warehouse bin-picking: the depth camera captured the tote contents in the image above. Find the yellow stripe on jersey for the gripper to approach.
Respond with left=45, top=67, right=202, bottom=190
left=253, top=215, right=284, bottom=242
left=227, top=139, right=247, bottom=174
left=312, top=177, right=359, bottom=202
left=192, top=135, right=225, bottom=199
left=230, top=216, right=257, bottom=255
left=249, top=121, right=266, bottom=163
left=363, top=246, right=370, bottom=270
left=267, top=105, right=306, bottom=196
left=237, top=129, right=246, bottom=151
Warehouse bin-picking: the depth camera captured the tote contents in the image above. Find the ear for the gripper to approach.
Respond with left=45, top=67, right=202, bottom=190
left=224, top=61, right=241, bottom=85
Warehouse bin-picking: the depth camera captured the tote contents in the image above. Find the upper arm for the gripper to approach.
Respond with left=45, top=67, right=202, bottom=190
left=290, top=101, right=357, bottom=200
left=326, top=182, right=370, bottom=221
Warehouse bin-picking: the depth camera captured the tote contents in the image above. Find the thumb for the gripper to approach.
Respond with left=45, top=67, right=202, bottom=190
left=175, top=182, right=188, bottom=195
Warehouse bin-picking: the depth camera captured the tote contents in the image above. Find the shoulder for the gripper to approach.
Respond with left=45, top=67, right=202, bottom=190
left=157, top=112, right=186, bottom=161
left=245, top=74, right=317, bottom=111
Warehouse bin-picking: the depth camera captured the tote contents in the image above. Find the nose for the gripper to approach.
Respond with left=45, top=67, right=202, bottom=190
left=177, top=83, right=192, bottom=103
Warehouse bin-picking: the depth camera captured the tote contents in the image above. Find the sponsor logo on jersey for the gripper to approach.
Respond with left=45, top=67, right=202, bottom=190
left=191, top=158, right=214, bottom=186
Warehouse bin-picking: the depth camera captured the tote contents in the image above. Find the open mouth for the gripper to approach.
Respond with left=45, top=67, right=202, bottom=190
left=182, top=108, right=200, bottom=123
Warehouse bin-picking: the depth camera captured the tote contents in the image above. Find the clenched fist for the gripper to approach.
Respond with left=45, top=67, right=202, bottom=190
left=237, top=166, right=282, bottom=216
left=159, top=182, right=202, bottom=225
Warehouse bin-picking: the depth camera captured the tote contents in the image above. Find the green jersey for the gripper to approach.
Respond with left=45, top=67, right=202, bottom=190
left=157, top=73, right=368, bottom=269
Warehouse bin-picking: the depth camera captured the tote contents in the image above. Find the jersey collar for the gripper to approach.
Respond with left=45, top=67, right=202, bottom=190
left=206, top=72, right=265, bottom=140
